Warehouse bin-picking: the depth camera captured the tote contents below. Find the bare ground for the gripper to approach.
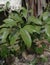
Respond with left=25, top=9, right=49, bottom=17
left=12, top=51, right=50, bottom=65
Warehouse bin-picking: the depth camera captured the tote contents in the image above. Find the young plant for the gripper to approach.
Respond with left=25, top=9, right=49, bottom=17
left=0, top=4, right=50, bottom=65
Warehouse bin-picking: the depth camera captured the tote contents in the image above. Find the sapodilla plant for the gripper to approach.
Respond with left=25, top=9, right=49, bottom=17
left=0, top=7, right=42, bottom=49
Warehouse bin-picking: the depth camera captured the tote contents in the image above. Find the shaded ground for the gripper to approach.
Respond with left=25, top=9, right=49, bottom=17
left=12, top=51, right=50, bottom=65
left=0, top=50, right=50, bottom=65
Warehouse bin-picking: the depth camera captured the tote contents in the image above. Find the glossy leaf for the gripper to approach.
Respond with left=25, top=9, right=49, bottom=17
left=28, top=16, right=42, bottom=25
left=45, top=17, right=50, bottom=24
left=34, top=25, right=41, bottom=33
left=2, top=28, right=9, bottom=43
left=21, top=7, right=27, bottom=18
left=45, top=25, right=50, bottom=37
left=0, top=24, right=9, bottom=28
left=23, top=25, right=41, bottom=33
left=23, top=25, right=36, bottom=33
left=39, top=12, right=49, bottom=21
left=9, top=13, right=23, bottom=23
left=9, top=32, right=19, bottom=45
left=3, top=18, right=17, bottom=27
left=43, top=12, right=49, bottom=21
left=20, top=28, right=32, bottom=48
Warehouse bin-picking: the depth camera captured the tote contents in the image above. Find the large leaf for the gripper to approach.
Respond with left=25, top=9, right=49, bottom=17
left=6, top=1, right=10, bottom=9
left=34, top=25, right=41, bottom=33
left=0, top=28, right=7, bottom=33
left=1, top=28, right=9, bottom=43
left=21, top=7, right=27, bottom=18
left=45, top=25, right=50, bottom=37
left=3, top=18, right=17, bottom=27
left=0, top=24, right=9, bottom=28
left=39, top=12, right=49, bottom=21
left=45, top=17, right=50, bottom=24
left=23, top=25, right=36, bottom=33
left=20, top=28, right=32, bottom=48
left=42, top=12, right=49, bottom=21
left=9, top=32, right=19, bottom=45
left=9, top=13, right=23, bottom=23
left=28, top=16, right=42, bottom=25
left=23, top=25, right=41, bottom=33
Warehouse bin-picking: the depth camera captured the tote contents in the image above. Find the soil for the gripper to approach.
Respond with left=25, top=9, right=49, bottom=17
left=12, top=51, right=50, bottom=65
left=0, top=50, right=50, bottom=65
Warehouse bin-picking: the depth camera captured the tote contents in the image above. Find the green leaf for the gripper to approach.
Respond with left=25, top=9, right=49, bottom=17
left=43, top=12, right=49, bottom=21
left=21, top=7, right=27, bottom=18
left=35, top=47, right=43, bottom=54
left=40, top=56, right=48, bottom=62
left=0, top=45, right=9, bottom=58
left=6, top=1, right=10, bottom=9
left=34, top=26, right=41, bottom=33
left=23, top=25, right=41, bottom=33
left=3, top=18, right=17, bottom=27
left=9, top=32, right=19, bottom=45
left=39, top=12, right=49, bottom=21
left=2, top=28, right=9, bottom=43
left=0, top=8, right=4, bottom=12
left=28, top=16, right=42, bottom=25
left=0, top=24, right=8, bottom=28
left=30, top=58, right=37, bottom=65
left=23, top=25, right=36, bottom=33
left=45, top=25, right=50, bottom=37
left=9, top=13, right=23, bottom=23
left=20, top=28, right=32, bottom=48
left=0, top=28, right=6, bottom=33
left=47, top=36, right=50, bottom=42
left=45, top=17, right=50, bottom=24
